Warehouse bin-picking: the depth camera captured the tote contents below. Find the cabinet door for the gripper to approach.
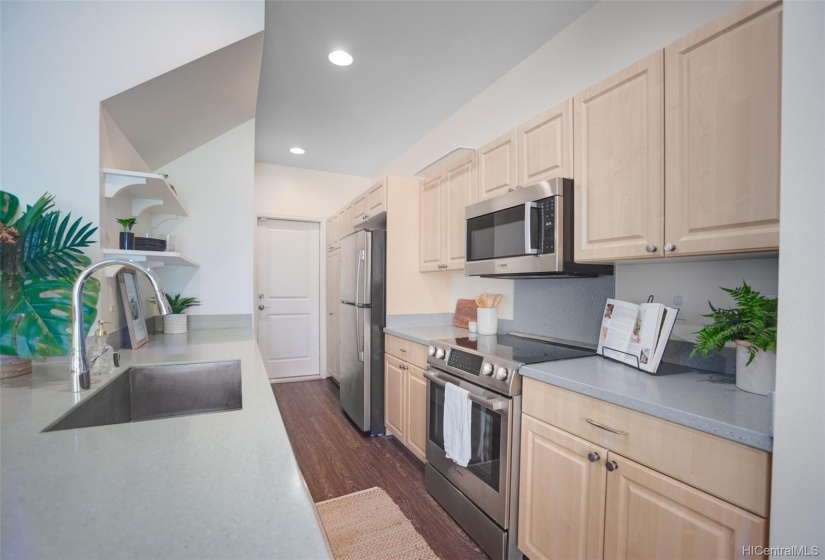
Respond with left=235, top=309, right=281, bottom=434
left=444, top=154, right=476, bottom=270
left=574, top=51, right=664, bottom=262
left=419, top=172, right=445, bottom=272
left=384, top=354, right=406, bottom=441
left=518, top=99, right=573, bottom=186
left=365, top=178, right=387, bottom=219
left=604, top=452, right=767, bottom=560
left=326, top=215, right=336, bottom=252
left=353, top=193, right=368, bottom=224
left=477, top=130, right=518, bottom=201
left=664, top=1, right=781, bottom=257
left=345, top=204, right=354, bottom=235
left=326, top=249, right=340, bottom=379
left=405, top=363, right=427, bottom=461
left=335, top=208, right=346, bottom=245
left=518, top=414, right=607, bottom=560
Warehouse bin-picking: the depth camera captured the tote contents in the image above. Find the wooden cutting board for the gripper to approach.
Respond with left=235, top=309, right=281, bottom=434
left=453, top=299, right=478, bottom=328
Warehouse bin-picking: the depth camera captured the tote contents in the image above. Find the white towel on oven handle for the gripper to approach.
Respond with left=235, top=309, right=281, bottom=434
left=443, top=382, right=472, bottom=467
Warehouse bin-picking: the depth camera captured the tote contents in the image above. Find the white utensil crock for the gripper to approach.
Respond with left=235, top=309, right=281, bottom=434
left=477, top=308, right=498, bottom=336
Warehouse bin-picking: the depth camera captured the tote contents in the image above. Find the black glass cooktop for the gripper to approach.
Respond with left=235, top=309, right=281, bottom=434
left=447, top=334, right=595, bottom=365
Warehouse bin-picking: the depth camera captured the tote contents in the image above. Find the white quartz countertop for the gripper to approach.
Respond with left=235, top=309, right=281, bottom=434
left=0, top=329, right=331, bottom=559
left=384, top=324, right=772, bottom=452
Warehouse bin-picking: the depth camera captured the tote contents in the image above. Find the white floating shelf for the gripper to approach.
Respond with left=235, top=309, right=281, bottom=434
left=101, top=249, right=200, bottom=277
left=103, top=168, right=188, bottom=217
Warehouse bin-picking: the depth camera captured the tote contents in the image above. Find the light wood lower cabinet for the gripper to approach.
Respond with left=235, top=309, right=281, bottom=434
left=519, top=415, right=607, bottom=560
left=518, top=379, right=770, bottom=560
left=384, top=335, right=428, bottom=461
left=604, top=452, right=767, bottom=560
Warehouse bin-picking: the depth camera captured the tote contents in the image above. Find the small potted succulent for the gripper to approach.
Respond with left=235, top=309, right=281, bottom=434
left=691, top=282, right=778, bottom=395
left=116, top=218, right=137, bottom=250
left=163, top=293, right=201, bottom=334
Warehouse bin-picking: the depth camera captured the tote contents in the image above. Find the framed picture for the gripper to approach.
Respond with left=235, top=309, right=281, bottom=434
left=117, top=269, right=148, bottom=349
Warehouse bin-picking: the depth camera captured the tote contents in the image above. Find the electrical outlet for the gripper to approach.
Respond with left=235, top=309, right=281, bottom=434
left=670, top=292, right=687, bottom=307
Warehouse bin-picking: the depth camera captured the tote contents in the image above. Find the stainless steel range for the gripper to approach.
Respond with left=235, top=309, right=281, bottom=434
left=424, top=333, right=594, bottom=560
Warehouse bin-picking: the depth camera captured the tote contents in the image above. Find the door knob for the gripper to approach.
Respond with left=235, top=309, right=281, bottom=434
left=606, top=460, right=619, bottom=472
left=587, top=452, right=600, bottom=463
left=258, top=304, right=269, bottom=310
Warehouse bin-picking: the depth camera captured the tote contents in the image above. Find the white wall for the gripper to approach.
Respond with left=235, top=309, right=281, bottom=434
left=156, top=121, right=256, bottom=315
left=255, top=162, right=371, bottom=220
left=1, top=0, right=264, bottom=339
left=770, top=0, right=825, bottom=552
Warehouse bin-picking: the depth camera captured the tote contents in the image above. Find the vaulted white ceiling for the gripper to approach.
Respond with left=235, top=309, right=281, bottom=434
left=255, top=1, right=597, bottom=177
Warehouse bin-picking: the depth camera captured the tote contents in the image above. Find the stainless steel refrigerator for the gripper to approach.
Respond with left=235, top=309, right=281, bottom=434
left=339, top=229, right=385, bottom=435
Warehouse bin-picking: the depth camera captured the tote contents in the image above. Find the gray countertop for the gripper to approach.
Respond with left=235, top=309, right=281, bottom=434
left=384, top=325, right=772, bottom=452
left=0, top=329, right=332, bottom=560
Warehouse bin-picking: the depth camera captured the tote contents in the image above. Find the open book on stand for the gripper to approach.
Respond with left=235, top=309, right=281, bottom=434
left=597, top=298, right=678, bottom=374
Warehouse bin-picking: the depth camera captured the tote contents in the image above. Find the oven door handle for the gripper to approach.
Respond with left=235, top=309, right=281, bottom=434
left=424, top=370, right=505, bottom=411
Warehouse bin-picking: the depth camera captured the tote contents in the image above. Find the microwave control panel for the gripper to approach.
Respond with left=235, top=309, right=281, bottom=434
left=537, top=196, right=557, bottom=254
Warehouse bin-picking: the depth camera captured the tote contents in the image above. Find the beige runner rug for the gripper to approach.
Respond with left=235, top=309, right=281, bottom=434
left=316, top=487, right=438, bottom=560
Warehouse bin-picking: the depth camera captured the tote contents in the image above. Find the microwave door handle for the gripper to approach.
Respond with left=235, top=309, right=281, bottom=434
left=423, top=370, right=504, bottom=411
left=525, top=202, right=539, bottom=255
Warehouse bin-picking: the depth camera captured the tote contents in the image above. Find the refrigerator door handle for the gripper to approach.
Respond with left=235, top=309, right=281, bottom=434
left=354, top=249, right=364, bottom=360
left=356, top=307, right=364, bottom=362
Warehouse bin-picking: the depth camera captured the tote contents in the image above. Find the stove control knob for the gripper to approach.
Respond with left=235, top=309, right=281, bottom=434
left=495, top=366, right=509, bottom=381
left=427, top=346, right=436, bottom=357
left=481, top=363, right=494, bottom=376
left=435, top=348, right=446, bottom=360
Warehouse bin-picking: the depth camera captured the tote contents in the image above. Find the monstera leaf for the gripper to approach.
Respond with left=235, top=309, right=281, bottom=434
left=0, top=191, right=100, bottom=360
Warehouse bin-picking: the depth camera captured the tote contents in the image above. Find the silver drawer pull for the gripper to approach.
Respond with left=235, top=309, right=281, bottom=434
left=423, top=371, right=504, bottom=412
left=399, top=348, right=407, bottom=353
left=586, top=418, right=628, bottom=435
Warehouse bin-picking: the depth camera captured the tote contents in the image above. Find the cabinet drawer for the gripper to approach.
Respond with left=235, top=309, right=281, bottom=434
left=385, top=334, right=428, bottom=369
left=522, top=378, right=771, bottom=517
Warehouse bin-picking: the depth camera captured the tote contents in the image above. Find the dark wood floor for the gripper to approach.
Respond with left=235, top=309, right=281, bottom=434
left=271, top=378, right=488, bottom=560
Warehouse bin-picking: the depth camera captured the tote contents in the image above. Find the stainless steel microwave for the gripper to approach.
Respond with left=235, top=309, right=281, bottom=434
left=464, top=178, right=613, bottom=278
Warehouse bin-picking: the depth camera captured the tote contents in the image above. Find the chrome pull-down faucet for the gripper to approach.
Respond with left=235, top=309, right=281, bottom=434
left=70, top=258, right=173, bottom=392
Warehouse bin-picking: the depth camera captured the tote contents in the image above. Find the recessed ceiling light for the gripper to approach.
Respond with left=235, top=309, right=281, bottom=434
left=328, top=50, right=353, bottom=67
left=289, top=147, right=306, bottom=155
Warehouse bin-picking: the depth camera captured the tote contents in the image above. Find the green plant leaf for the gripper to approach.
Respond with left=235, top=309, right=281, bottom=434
left=165, top=293, right=201, bottom=314
left=19, top=211, right=98, bottom=280
left=0, top=191, right=19, bottom=224
left=0, top=271, right=100, bottom=359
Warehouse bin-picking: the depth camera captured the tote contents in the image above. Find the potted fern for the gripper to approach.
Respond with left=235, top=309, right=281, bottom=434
left=691, top=282, right=778, bottom=395
left=116, top=217, right=137, bottom=250
left=163, top=294, right=200, bottom=334
left=0, top=191, right=100, bottom=378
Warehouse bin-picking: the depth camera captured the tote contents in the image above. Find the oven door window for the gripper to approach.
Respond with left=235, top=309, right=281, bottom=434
left=466, top=204, right=540, bottom=261
left=428, top=382, right=502, bottom=491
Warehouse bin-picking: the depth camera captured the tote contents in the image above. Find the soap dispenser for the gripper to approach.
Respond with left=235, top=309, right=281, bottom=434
left=87, top=321, right=114, bottom=376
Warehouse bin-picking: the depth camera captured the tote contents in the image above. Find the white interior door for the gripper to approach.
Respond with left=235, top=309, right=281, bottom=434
left=256, top=218, right=320, bottom=379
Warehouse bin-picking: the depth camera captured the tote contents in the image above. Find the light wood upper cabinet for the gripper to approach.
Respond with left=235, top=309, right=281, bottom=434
left=574, top=51, right=665, bottom=262
left=519, top=415, right=607, bottom=560
left=477, top=130, right=518, bottom=201
left=352, top=192, right=367, bottom=223
left=444, top=154, right=477, bottom=269
left=366, top=178, right=387, bottom=219
left=518, top=99, right=573, bottom=187
left=664, top=0, right=782, bottom=256
left=419, top=171, right=445, bottom=272
left=603, top=452, right=767, bottom=560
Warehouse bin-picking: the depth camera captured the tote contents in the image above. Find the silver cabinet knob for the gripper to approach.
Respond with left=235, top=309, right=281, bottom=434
left=664, top=243, right=676, bottom=252
left=645, top=244, right=657, bottom=253
left=587, top=452, right=600, bottom=463
left=606, top=460, right=619, bottom=472
left=328, top=312, right=333, bottom=316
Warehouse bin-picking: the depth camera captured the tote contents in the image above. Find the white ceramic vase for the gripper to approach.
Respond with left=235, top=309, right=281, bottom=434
left=163, top=314, right=188, bottom=334
left=477, top=308, right=498, bottom=336
left=735, top=341, right=776, bottom=395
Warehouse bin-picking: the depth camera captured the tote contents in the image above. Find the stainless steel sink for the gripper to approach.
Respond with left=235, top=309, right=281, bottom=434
left=43, top=360, right=242, bottom=432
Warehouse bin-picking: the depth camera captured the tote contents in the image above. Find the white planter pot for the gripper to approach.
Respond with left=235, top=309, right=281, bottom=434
left=477, top=308, right=498, bottom=336
left=735, top=341, right=776, bottom=395
left=163, top=314, right=188, bottom=334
